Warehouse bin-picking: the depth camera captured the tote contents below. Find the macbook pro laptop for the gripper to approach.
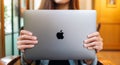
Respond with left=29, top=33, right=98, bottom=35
left=23, top=10, right=96, bottom=60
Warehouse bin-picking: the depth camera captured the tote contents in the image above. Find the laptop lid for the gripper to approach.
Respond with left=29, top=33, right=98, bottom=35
left=23, top=10, right=96, bottom=60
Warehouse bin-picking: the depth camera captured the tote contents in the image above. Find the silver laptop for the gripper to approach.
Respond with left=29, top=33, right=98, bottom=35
left=23, top=10, right=96, bottom=60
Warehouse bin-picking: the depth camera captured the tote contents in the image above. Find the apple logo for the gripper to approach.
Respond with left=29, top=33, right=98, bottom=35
left=56, top=30, right=64, bottom=39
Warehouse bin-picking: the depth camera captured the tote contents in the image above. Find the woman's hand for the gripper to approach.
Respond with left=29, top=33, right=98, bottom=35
left=17, top=30, right=38, bottom=52
left=84, top=32, right=103, bottom=52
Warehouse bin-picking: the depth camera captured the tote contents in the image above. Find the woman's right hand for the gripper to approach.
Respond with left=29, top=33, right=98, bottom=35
left=17, top=30, right=38, bottom=52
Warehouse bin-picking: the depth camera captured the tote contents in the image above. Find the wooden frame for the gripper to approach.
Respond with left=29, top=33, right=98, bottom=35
left=0, top=0, right=5, bottom=58
left=26, top=0, right=30, bottom=9
left=92, top=0, right=95, bottom=10
left=106, top=0, right=117, bottom=8
left=26, top=0, right=34, bottom=10
left=31, top=0, right=34, bottom=10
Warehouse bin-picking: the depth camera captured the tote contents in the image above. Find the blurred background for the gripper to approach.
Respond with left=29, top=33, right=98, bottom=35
left=0, top=0, right=120, bottom=65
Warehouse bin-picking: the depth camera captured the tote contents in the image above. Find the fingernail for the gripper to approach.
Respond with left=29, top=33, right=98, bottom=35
left=35, top=41, right=38, bottom=44
left=34, top=41, right=38, bottom=44
left=84, top=44, right=87, bottom=47
left=87, top=47, right=93, bottom=50
left=31, top=45, right=35, bottom=47
left=33, top=37, right=37, bottom=40
left=87, top=35, right=90, bottom=38
left=29, top=32, right=32, bottom=35
left=84, top=40, right=87, bottom=43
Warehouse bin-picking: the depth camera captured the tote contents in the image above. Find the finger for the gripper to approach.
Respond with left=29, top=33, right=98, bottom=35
left=18, top=35, right=37, bottom=41
left=87, top=32, right=99, bottom=38
left=93, top=46, right=100, bottom=52
left=84, top=37, right=99, bottom=44
left=87, top=47, right=94, bottom=50
left=17, top=40, right=38, bottom=46
left=20, top=30, right=32, bottom=36
left=100, top=38, right=103, bottom=42
left=84, top=42, right=97, bottom=48
left=93, top=45, right=103, bottom=52
left=17, top=45, right=35, bottom=51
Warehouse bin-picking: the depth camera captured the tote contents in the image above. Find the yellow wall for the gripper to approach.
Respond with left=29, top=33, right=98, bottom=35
left=95, top=0, right=120, bottom=50
left=95, top=0, right=120, bottom=23
left=101, top=0, right=120, bottom=23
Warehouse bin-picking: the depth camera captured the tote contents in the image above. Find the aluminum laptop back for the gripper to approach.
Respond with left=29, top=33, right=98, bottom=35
left=23, top=10, right=96, bottom=60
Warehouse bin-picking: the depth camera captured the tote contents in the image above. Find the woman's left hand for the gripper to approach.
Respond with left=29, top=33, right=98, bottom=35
left=84, top=32, right=103, bottom=52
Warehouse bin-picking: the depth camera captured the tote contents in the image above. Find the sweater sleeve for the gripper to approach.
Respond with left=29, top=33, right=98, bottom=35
left=80, top=56, right=98, bottom=65
left=21, top=54, right=28, bottom=65
left=21, top=53, right=33, bottom=65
